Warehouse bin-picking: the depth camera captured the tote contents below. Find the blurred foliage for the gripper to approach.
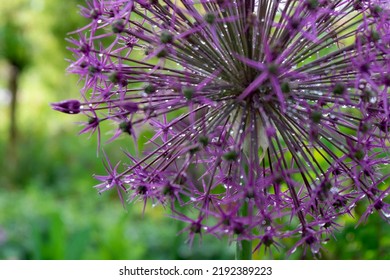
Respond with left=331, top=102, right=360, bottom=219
left=0, top=17, right=31, bottom=69
left=0, top=0, right=389, bottom=260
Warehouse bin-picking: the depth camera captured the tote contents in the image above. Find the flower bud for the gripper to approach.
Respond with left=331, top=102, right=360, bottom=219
left=51, top=100, right=81, bottom=114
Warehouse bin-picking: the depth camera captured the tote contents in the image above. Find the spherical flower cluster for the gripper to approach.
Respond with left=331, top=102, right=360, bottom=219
left=53, top=0, right=390, bottom=256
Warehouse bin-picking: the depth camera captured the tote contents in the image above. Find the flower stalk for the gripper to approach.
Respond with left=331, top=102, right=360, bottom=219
left=236, top=200, right=252, bottom=260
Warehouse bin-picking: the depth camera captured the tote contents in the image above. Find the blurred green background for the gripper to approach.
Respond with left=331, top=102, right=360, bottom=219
left=0, top=0, right=389, bottom=260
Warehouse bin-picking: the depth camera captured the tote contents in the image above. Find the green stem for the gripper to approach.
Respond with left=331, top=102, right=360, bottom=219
left=235, top=200, right=252, bottom=260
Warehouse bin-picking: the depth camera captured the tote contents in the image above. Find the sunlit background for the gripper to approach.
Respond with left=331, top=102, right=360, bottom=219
left=0, top=0, right=389, bottom=260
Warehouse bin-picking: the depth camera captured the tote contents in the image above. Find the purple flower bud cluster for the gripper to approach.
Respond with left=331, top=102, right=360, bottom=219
left=53, top=0, right=390, bottom=256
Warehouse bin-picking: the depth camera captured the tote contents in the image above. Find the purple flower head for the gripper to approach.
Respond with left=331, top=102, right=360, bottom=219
left=56, top=0, right=390, bottom=257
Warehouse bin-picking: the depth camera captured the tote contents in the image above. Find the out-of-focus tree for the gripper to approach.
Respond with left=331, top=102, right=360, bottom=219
left=0, top=14, right=31, bottom=144
left=0, top=0, right=88, bottom=189
left=0, top=0, right=87, bottom=144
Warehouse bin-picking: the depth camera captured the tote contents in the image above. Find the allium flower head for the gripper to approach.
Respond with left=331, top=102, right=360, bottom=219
left=53, top=0, right=390, bottom=256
